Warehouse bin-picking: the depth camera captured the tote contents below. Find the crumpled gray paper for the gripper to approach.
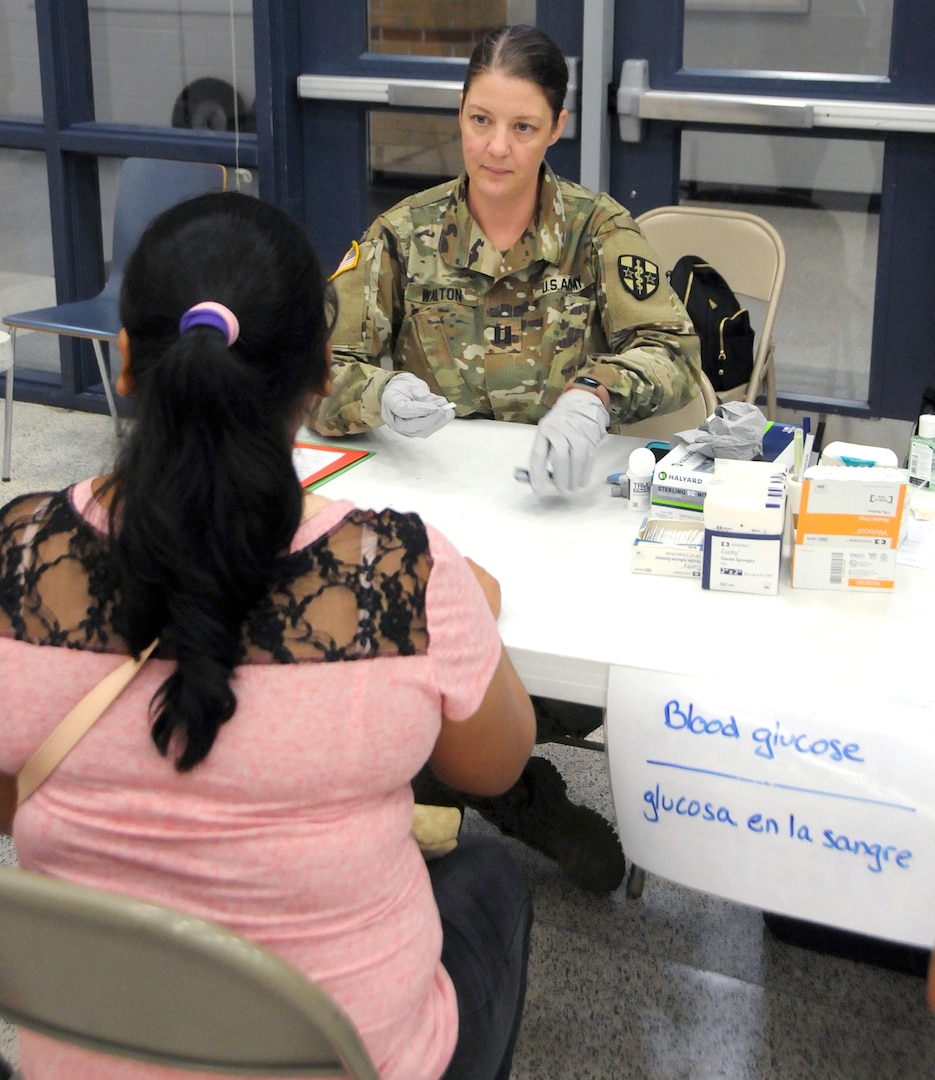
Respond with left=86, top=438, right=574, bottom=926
left=668, top=402, right=767, bottom=459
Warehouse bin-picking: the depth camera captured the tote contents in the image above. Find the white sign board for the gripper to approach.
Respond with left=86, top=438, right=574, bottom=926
left=606, top=665, right=935, bottom=947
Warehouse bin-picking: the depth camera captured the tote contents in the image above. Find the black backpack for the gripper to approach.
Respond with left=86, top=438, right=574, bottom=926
left=669, top=255, right=755, bottom=393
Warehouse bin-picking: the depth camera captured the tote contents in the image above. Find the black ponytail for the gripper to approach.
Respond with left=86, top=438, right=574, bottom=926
left=108, top=192, right=332, bottom=770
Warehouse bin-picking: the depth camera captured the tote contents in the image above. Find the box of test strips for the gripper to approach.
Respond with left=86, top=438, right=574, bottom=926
left=631, top=519, right=704, bottom=578
left=791, top=465, right=909, bottom=591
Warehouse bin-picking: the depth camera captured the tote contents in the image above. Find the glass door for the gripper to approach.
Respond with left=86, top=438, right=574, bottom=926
left=609, top=0, right=935, bottom=421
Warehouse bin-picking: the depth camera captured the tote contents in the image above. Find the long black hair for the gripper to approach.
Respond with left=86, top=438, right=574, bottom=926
left=108, top=192, right=334, bottom=771
left=463, top=24, right=568, bottom=125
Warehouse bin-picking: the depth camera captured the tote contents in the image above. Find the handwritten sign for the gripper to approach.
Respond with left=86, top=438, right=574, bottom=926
left=605, top=666, right=935, bottom=947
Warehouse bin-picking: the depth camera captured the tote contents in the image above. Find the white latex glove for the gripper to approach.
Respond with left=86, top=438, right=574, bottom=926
left=528, top=390, right=609, bottom=496
left=380, top=372, right=456, bottom=438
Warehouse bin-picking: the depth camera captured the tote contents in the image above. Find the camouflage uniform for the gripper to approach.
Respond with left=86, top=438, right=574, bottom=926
left=308, top=164, right=701, bottom=437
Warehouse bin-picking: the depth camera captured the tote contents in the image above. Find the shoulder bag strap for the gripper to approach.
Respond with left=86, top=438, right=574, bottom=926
left=17, top=640, right=159, bottom=806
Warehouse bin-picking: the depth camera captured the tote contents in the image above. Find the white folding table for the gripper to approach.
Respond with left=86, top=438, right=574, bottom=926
left=311, top=418, right=935, bottom=947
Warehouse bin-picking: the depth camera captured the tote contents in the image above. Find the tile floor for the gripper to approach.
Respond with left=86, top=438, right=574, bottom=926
left=1, top=401, right=934, bottom=1079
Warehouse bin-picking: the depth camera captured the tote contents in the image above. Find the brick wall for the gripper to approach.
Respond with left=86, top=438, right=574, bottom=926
left=369, top=0, right=506, bottom=57
left=368, top=1, right=508, bottom=179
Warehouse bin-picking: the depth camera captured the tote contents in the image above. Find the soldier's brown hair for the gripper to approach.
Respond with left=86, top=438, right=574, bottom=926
left=463, top=25, right=568, bottom=126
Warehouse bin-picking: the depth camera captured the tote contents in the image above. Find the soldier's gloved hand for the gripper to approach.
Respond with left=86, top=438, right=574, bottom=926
left=380, top=373, right=456, bottom=438
left=527, top=389, right=609, bottom=496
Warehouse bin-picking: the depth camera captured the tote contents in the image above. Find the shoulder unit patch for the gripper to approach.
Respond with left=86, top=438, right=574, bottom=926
left=617, top=254, right=659, bottom=300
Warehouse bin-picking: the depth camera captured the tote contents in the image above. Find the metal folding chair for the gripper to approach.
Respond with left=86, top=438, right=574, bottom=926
left=636, top=205, right=787, bottom=420
left=0, top=868, right=379, bottom=1078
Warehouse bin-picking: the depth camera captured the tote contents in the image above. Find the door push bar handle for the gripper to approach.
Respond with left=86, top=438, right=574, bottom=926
left=617, top=59, right=935, bottom=141
left=388, top=83, right=461, bottom=109
left=616, top=60, right=813, bottom=142
left=298, top=59, right=580, bottom=140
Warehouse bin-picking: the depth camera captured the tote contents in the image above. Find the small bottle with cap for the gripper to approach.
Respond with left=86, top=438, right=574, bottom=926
left=626, top=446, right=655, bottom=512
left=908, top=414, right=935, bottom=488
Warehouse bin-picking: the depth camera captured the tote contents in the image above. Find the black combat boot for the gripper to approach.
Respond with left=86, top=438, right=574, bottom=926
left=413, top=757, right=626, bottom=894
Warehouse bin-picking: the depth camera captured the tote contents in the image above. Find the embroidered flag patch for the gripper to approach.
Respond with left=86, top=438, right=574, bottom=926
left=617, top=255, right=659, bottom=300
left=329, top=240, right=360, bottom=280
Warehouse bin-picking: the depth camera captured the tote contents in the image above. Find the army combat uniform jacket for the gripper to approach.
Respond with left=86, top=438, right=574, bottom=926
left=308, top=164, right=702, bottom=437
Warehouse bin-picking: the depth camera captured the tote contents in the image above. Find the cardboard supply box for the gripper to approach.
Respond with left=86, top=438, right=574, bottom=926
left=650, top=422, right=801, bottom=521
left=631, top=518, right=704, bottom=579
left=702, top=529, right=783, bottom=594
left=649, top=444, right=713, bottom=520
left=701, top=479, right=786, bottom=595
left=791, top=465, right=909, bottom=591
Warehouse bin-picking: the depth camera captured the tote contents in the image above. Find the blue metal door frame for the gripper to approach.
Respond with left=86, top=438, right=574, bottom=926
left=609, top=0, right=935, bottom=421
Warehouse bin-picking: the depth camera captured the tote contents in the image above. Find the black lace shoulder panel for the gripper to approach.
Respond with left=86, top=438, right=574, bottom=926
left=0, top=489, right=433, bottom=664
left=244, top=507, right=432, bottom=663
left=0, top=489, right=121, bottom=650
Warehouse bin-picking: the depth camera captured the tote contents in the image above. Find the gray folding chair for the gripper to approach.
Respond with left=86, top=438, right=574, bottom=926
left=636, top=204, right=787, bottom=420
left=1, top=157, right=228, bottom=481
left=0, top=868, right=379, bottom=1079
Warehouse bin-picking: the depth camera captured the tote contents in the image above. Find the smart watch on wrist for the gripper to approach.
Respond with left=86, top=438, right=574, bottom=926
left=572, top=376, right=603, bottom=392
left=568, top=375, right=610, bottom=409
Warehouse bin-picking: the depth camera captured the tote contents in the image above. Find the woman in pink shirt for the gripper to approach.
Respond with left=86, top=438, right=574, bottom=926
left=0, top=191, right=535, bottom=1080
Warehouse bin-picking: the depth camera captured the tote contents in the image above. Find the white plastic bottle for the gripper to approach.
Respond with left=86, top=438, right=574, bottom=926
left=908, top=414, right=935, bottom=488
left=626, top=447, right=655, bottom=512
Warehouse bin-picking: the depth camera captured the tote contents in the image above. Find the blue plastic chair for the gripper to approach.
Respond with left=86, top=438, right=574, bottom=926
left=1, top=158, right=227, bottom=481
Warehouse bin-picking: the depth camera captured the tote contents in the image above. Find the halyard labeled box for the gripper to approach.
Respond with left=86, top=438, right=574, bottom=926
left=649, top=444, right=713, bottom=520
left=650, top=422, right=801, bottom=521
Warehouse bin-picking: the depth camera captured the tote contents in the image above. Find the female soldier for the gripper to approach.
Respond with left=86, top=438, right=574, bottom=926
left=308, top=25, right=700, bottom=491
left=306, top=24, right=702, bottom=895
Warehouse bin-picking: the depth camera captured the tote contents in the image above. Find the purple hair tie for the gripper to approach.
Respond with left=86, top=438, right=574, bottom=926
left=179, top=301, right=240, bottom=346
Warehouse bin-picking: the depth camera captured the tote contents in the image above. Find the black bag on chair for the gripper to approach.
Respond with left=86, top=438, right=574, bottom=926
left=670, top=254, right=755, bottom=393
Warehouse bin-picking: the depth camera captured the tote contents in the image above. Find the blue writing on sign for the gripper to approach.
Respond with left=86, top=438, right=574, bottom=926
left=821, top=829, right=912, bottom=874
left=747, top=814, right=780, bottom=836
left=664, top=700, right=739, bottom=738
left=751, top=721, right=864, bottom=764
left=747, top=813, right=814, bottom=842
left=643, top=783, right=738, bottom=827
